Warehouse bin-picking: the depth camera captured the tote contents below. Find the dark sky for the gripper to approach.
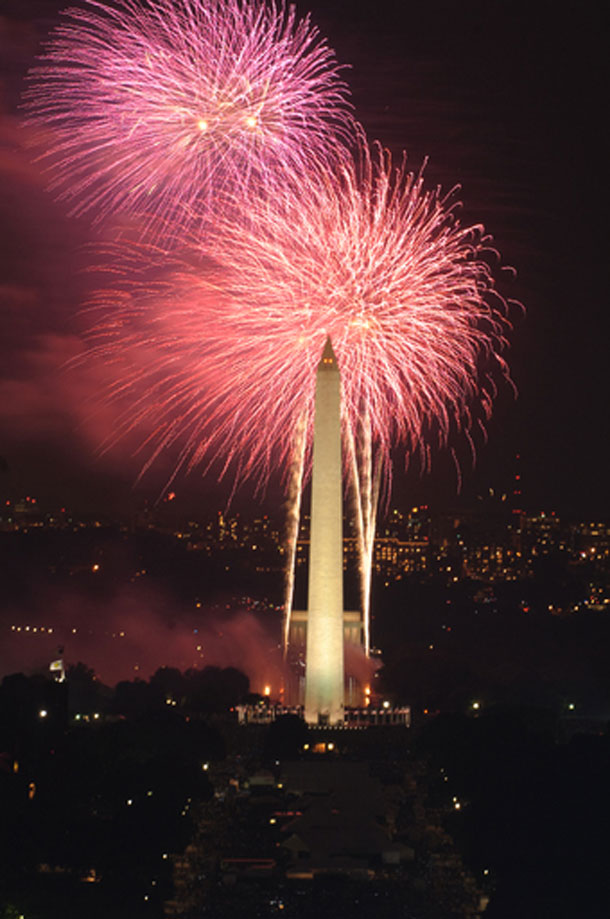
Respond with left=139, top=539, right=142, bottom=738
left=0, top=0, right=607, bottom=519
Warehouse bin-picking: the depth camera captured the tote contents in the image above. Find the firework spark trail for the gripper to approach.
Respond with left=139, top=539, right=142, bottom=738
left=23, top=0, right=353, bottom=235
left=346, top=422, right=368, bottom=654
left=346, top=416, right=383, bottom=656
left=282, top=414, right=307, bottom=659
left=80, top=138, right=516, bottom=649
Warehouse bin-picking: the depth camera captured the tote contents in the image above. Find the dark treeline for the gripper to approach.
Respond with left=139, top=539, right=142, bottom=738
left=1, top=662, right=252, bottom=723
left=2, top=665, right=610, bottom=916
left=0, top=664, right=251, bottom=918
left=414, top=708, right=610, bottom=918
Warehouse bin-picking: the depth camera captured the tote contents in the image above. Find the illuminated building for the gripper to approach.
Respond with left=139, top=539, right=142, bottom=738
left=523, top=511, right=562, bottom=557
left=372, top=537, right=428, bottom=577
left=570, top=521, right=610, bottom=568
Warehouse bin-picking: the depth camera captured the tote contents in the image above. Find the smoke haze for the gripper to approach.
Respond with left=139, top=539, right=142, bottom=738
left=1, top=583, right=284, bottom=694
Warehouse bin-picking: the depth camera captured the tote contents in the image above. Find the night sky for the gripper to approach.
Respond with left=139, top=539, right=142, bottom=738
left=0, top=0, right=607, bottom=518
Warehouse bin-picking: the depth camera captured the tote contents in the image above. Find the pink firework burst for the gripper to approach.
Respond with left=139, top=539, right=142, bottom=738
left=23, top=0, right=353, bottom=232
left=82, top=139, right=516, bottom=489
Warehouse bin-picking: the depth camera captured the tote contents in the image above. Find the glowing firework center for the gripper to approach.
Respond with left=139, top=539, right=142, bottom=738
left=304, top=338, right=345, bottom=725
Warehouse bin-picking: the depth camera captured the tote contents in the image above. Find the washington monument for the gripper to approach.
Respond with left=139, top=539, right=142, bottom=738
left=304, top=337, right=345, bottom=725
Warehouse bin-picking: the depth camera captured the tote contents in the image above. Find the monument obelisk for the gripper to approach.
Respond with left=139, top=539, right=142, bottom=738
left=304, top=337, right=344, bottom=725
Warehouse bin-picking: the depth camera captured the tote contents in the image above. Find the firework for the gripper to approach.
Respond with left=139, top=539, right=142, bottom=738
left=23, top=0, right=353, bottom=233
left=82, top=138, right=515, bottom=651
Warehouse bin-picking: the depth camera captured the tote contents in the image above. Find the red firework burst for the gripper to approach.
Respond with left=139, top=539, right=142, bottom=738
left=23, top=0, right=353, bottom=233
left=82, top=139, right=516, bottom=488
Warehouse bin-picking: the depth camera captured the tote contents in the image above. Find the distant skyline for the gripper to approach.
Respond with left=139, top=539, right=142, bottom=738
left=0, top=0, right=607, bottom=517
